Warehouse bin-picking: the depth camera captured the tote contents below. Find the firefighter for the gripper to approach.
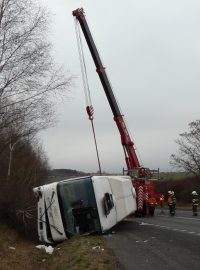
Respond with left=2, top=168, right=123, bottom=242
left=159, top=195, right=164, bottom=214
left=168, top=191, right=176, bottom=216
left=191, top=191, right=199, bottom=216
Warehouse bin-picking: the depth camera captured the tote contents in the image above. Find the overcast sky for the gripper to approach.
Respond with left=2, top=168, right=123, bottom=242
left=40, top=0, right=200, bottom=173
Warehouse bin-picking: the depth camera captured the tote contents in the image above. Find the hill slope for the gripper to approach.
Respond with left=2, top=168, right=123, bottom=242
left=0, top=223, right=122, bottom=270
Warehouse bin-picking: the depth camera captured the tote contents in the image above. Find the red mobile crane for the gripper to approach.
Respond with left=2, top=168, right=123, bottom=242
left=73, top=8, right=162, bottom=216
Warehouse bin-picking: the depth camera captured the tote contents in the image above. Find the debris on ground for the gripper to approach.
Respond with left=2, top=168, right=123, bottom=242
left=8, top=246, right=16, bottom=250
left=36, top=245, right=54, bottom=254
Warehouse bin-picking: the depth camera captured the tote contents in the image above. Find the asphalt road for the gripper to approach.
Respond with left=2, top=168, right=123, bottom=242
left=104, top=208, right=200, bottom=270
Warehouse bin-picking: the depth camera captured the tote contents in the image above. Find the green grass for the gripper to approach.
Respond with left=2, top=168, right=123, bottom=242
left=46, top=235, right=120, bottom=270
left=0, top=224, right=121, bottom=270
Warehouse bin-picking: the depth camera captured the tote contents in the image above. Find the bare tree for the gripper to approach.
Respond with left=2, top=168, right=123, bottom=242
left=0, top=0, right=72, bottom=134
left=4, top=109, right=38, bottom=178
left=0, top=0, right=73, bottom=177
left=170, top=120, right=200, bottom=175
left=0, top=0, right=73, bottom=236
left=0, top=138, right=50, bottom=238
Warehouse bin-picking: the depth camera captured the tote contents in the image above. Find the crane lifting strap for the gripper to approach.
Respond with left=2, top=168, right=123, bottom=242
left=74, top=18, right=102, bottom=175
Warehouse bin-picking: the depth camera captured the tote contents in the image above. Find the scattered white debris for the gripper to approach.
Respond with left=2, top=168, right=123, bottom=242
left=140, top=222, right=150, bottom=226
left=42, top=258, right=46, bottom=262
left=92, top=246, right=101, bottom=250
left=36, top=245, right=54, bottom=254
left=111, top=231, right=116, bottom=234
left=75, top=226, right=79, bottom=234
left=9, top=247, right=15, bottom=250
left=92, top=246, right=104, bottom=251
left=136, top=240, right=140, bottom=243
left=143, top=240, right=148, bottom=243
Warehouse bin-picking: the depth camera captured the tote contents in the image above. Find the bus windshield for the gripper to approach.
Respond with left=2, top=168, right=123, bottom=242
left=57, top=177, right=101, bottom=236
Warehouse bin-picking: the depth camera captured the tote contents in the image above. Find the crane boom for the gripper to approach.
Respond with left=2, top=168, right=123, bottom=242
left=73, top=8, right=163, bottom=216
left=73, top=8, right=140, bottom=171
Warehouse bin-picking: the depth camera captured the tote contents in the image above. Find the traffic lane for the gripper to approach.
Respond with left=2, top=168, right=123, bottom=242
left=156, top=208, right=197, bottom=218
left=146, top=209, right=200, bottom=235
left=105, top=219, right=200, bottom=270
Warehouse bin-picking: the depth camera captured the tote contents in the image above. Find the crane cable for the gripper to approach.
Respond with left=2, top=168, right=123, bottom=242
left=74, top=18, right=102, bottom=175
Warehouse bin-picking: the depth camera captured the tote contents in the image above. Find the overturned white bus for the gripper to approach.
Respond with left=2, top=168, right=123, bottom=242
left=33, top=175, right=137, bottom=243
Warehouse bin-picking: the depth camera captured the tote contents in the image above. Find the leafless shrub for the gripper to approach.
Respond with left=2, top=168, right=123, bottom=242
left=0, top=139, right=49, bottom=239
left=155, top=176, right=200, bottom=205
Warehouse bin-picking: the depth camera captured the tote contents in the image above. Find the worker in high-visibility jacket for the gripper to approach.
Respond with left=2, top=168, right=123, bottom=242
left=191, top=191, right=199, bottom=216
left=159, top=195, right=165, bottom=213
left=168, top=191, right=176, bottom=216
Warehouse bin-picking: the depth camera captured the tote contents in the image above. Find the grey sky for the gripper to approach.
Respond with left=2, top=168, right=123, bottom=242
left=40, top=0, right=200, bottom=173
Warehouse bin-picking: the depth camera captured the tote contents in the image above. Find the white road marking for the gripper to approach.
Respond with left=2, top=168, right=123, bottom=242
left=148, top=223, right=200, bottom=236
left=131, top=219, right=200, bottom=237
left=174, top=216, right=200, bottom=221
left=126, top=217, right=200, bottom=236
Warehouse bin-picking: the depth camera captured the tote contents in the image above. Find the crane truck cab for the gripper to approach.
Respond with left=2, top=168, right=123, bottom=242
left=33, top=175, right=136, bottom=243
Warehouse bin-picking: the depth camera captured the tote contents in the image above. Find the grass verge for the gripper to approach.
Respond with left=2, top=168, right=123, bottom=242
left=0, top=223, right=122, bottom=270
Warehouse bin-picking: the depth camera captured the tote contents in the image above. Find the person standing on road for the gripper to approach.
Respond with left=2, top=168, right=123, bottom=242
left=191, top=191, right=199, bottom=216
left=168, top=191, right=176, bottom=216
left=159, top=194, right=165, bottom=214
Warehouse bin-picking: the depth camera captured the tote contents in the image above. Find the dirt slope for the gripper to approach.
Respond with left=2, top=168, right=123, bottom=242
left=0, top=223, right=122, bottom=270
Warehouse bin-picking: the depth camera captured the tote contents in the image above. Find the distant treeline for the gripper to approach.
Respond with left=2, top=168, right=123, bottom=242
left=49, top=169, right=88, bottom=177
left=48, top=169, right=89, bottom=182
left=155, top=175, right=200, bottom=205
